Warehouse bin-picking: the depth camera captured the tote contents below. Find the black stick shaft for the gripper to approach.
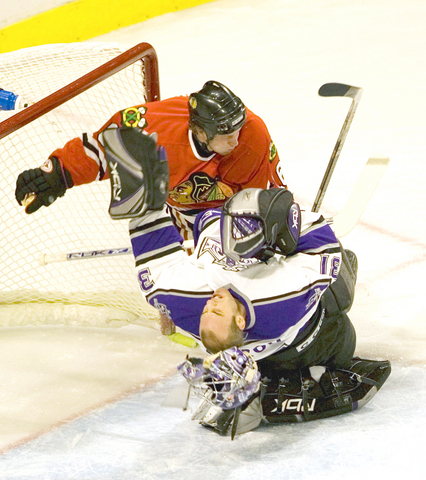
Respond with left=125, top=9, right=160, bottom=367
left=312, top=83, right=362, bottom=213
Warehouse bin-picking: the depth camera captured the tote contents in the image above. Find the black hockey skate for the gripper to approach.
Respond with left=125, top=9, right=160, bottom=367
left=262, top=357, right=391, bottom=423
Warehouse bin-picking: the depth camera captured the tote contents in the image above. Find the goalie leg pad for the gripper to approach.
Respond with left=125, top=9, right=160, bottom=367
left=261, top=358, right=391, bottom=424
left=102, top=127, right=169, bottom=219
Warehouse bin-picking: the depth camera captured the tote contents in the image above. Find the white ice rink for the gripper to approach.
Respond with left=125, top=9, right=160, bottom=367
left=1, top=0, right=425, bottom=478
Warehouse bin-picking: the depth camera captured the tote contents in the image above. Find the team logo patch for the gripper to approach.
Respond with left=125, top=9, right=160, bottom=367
left=269, top=140, right=277, bottom=162
left=198, top=237, right=257, bottom=272
left=170, top=173, right=235, bottom=205
left=121, top=106, right=147, bottom=128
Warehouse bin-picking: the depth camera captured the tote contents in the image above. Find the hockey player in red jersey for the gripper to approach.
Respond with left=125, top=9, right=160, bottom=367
left=16, top=80, right=285, bottom=242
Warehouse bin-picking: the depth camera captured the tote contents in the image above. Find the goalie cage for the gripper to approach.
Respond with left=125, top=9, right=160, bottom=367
left=0, top=42, right=162, bottom=329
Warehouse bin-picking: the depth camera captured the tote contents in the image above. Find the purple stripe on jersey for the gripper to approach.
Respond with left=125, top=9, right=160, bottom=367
left=296, top=223, right=338, bottom=253
left=245, top=283, right=329, bottom=340
left=147, top=291, right=212, bottom=336
left=131, top=224, right=182, bottom=258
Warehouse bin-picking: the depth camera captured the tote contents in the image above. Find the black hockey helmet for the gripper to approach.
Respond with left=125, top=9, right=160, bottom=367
left=188, top=81, right=246, bottom=140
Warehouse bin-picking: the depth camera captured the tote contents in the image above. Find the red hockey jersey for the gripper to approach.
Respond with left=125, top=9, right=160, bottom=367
left=51, top=96, right=286, bottom=212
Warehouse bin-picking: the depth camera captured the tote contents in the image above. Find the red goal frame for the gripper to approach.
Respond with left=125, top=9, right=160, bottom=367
left=0, top=42, right=160, bottom=141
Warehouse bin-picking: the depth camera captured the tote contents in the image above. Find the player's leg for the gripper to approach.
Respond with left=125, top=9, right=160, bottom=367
left=261, top=357, right=391, bottom=424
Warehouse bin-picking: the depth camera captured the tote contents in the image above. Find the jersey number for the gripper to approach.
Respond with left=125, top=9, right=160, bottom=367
left=320, top=255, right=340, bottom=279
left=138, top=267, right=154, bottom=292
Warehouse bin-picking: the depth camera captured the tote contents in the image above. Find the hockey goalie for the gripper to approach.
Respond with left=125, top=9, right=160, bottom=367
left=15, top=127, right=391, bottom=438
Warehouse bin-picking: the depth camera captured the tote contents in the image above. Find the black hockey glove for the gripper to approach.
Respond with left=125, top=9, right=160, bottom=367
left=15, top=157, right=73, bottom=214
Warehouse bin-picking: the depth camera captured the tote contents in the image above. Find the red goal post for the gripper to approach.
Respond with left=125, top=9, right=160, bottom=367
left=0, top=42, right=162, bottom=328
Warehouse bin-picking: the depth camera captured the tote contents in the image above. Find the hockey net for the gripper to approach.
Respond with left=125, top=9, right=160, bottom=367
left=0, top=42, right=162, bottom=329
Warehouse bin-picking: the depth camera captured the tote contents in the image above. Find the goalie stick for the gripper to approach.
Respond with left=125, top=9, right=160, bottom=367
left=312, top=82, right=363, bottom=213
left=36, top=244, right=198, bottom=349
left=38, top=241, right=194, bottom=265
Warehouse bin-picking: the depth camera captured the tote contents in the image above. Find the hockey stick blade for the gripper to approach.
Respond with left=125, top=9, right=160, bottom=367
left=312, top=83, right=363, bottom=213
left=318, top=82, right=361, bottom=99
left=331, top=156, right=390, bottom=238
left=168, top=332, right=199, bottom=349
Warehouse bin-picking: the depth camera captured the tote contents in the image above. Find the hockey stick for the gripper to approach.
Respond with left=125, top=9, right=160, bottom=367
left=38, top=247, right=133, bottom=266
left=312, top=83, right=363, bottom=213
left=331, top=156, right=389, bottom=237
left=38, top=241, right=194, bottom=265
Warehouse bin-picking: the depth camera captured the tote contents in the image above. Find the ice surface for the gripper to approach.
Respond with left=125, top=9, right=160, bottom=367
left=0, top=0, right=425, bottom=478
left=0, top=365, right=423, bottom=480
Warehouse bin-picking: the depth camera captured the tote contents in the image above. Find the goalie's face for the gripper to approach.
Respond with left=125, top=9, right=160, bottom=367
left=200, top=288, right=246, bottom=353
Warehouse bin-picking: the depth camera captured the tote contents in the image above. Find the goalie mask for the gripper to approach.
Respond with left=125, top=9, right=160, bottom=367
left=178, top=347, right=261, bottom=411
left=221, top=188, right=301, bottom=262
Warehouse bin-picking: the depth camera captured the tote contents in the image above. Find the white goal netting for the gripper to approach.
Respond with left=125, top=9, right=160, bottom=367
left=0, top=42, right=161, bottom=328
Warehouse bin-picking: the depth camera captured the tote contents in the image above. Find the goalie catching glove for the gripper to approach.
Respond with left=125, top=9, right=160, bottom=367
left=15, top=157, right=73, bottom=214
left=102, top=127, right=169, bottom=219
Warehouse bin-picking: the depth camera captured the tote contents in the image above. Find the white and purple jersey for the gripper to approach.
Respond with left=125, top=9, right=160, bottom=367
left=130, top=207, right=341, bottom=361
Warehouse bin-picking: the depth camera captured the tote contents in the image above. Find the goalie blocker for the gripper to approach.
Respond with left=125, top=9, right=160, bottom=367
left=102, top=127, right=169, bottom=219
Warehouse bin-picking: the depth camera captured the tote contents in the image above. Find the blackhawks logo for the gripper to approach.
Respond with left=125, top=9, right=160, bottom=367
left=121, top=106, right=147, bottom=128
left=170, top=173, right=234, bottom=205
